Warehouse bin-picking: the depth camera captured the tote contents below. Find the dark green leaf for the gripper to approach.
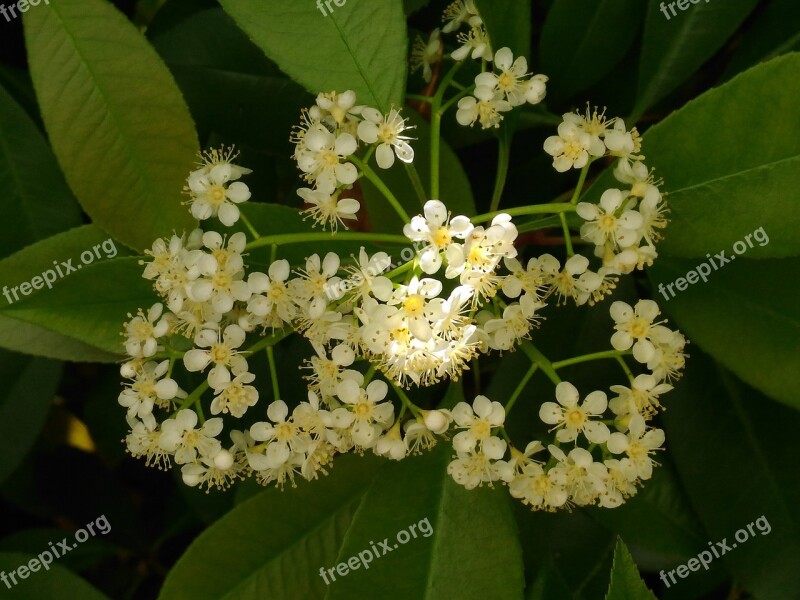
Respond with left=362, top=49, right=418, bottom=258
left=0, top=552, right=110, bottom=599
left=604, top=539, right=658, bottom=600
left=473, top=0, right=531, bottom=58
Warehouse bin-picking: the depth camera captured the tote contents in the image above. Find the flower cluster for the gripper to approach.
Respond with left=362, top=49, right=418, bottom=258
left=290, top=90, right=414, bottom=231
left=447, top=298, right=686, bottom=510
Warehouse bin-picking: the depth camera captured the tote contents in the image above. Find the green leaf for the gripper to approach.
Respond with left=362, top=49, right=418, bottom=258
left=473, top=0, right=531, bottom=58
left=0, top=529, right=117, bottom=573
left=404, top=0, right=430, bottom=16
left=0, top=552, right=110, bottom=599
left=604, top=539, right=657, bottom=600
left=159, top=455, right=382, bottom=600
left=633, top=0, right=758, bottom=117
left=721, top=0, right=800, bottom=80
left=0, top=84, right=81, bottom=259
left=661, top=351, right=800, bottom=598
left=540, top=0, right=646, bottom=101
left=0, top=225, right=150, bottom=360
left=326, top=445, right=525, bottom=599
left=148, top=0, right=310, bottom=157
left=0, top=352, right=61, bottom=484
left=361, top=111, right=476, bottom=231
left=23, top=0, right=199, bottom=251
left=649, top=256, right=800, bottom=409
left=217, top=0, right=408, bottom=112
left=641, top=53, right=800, bottom=259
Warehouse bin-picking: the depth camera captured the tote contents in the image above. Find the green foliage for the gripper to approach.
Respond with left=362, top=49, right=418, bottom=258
left=217, top=0, right=408, bottom=112
left=604, top=539, right=658, bottom=600
left=474, top=0, right=531, bottom=58
left=23, top=0, right=199, bottom=251
left=0, top=552, right=109, bottom=599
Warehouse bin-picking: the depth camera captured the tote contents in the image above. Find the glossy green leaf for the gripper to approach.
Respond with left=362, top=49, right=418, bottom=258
left=0, top=85, right=81, bottom=260
left=633, top=0, right=758, bottom=117
left=217, top=0, right=407, bottom=112
left=604, top=539, right=657, bottom=600
left=159, top=455, right=381, bottom=600
left=661, top=351, right=800, bottom=598
left=326, top=445, right=525, bottom=599
left=649, top=256, right=800, bottom=408
left=642, top=53, right=800, bottom=259
left=0, top=225, right=149, bottom=360
left=473, top=0, right=531, bottom=58
left=0, top=552, right=110, bottom=599
left=0, top=352, right=61, bottom=484
left=23, top=0, right=199, bottom=251
left=540, top=0, right=646, bottom=101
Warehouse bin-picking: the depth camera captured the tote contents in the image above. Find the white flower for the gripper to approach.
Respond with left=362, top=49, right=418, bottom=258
left=247, top=260, right=297, bottom=327
left=442, top=0, right=478, bottom=33
left=250, top=400, right=311, bottom=468
left=336, top=379, right=395, bottom=448
left=600, top=458, right=638, bottom=508
left=119, top=360, right=183, bottom=420
left=523, top=74, right=548, bottom=105
left=484, top=303, right=536, bottom=350
left=186, top=162, right=251, bottom=226
left=475, top=47, right=530, bottom=106
left=604, top=119, right=642, bottom=161
left=645, top=327, right=687, bottom=382
left=447, top=437, right=507, bottom=490
left=411, top=29, right=442, bottom=82
left=187, top=232, right=251, bottom=313
left=456, top=84, right=512, bottom=129
left=548, top=445, right=608, bottom=506
left=452, top=395, right=505, bottom=452
left=159, top=410, right=223, bottom=465
left=290, top=252, right=342, bottom=318
left=577, top=189, right=644, bottom=249
left=543, top=118, right=605, bottom=172
left=546, top=254, right=603, bottom=306
left=375, top=422, right=407, bottom=460
left=539, top=382, right=610, bottom=443
left=452, top=22, right=492, bottom=61
left=509, top=463, right=568, bottom=511
left=388, top=276, right=443, bottom=341
left=609, top=299, right=662, bottom=363
left=315, top=90, right=362, bottom=127
left=357, top=108, right=415, bottom=169
left=298, top=187, right=360, bottom=232
left=606, top=415, right=664, bottom=480
left=609, top=374, right=672, bottom=419
left=295, top=124, right=358, bottom=193
left=124, top=303, right=170, bottom=358
left=210, top=371, right=259, bottom=418
left=183, top=324, right=249, bottom=388
left=342, top=248, right=394, bottom=302
left=502, top=256, right=549, bottom=317
left=125, top=418, right=171, bottom=469
left=403, top=200, right=473, bottom=274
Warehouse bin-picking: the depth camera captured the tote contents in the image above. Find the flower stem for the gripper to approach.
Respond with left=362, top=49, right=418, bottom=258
left=391, top=380, right=422, bottom=417
left=504, top=362, right=539, bottom=416
left=404, top=162, right=428, bottom=205
left=245, top=231, right=408, bottom=252
left=239, top=211, right=261, bottom=239
left=349, top=155, right=410, bottom=223
left=520, top=342, right=561, bottom=385
left=616, top=355, right=636, bottom=383
left=406, top=93, right=435, bottom=103
left=570, top=162, right=592, bottom=205
left=551, top=350, right=630, bottom=370
left=430, top=61, right=462, bottom=199
left=472, top=202, right=576, bottom=223
left=241, top=329, right=291, bottom=355
left=266, top=346, right=280, bottom=401
left=559, top=212, right=574, bottom=256
left=488, top=134, right=511, bottom=214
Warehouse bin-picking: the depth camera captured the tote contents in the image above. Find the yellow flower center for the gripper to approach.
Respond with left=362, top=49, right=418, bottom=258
left=403, top=294, right=425, bottom=315
left=210, top=343, right=231, bottom=364
left=208, top=185, right=226, bottom=206
left=432, top=227, right=452, bottom=248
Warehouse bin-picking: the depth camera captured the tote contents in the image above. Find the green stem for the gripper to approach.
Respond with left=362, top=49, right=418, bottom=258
left=178, top=380, right=209, bottom=412
left=266, top=346, right=280, bottom=400
left=438, top=85, right=473, bottom=115
left=520, top=342, right=561, bottom=385
left=472, top=202, right=576, bottom=223
left=504, top=362, right=539, bottom=415
left=570, top=162, right=592, bottom=205
left=559, top=212, right=574, bottom=256
left=385, top=260, right=415, bottom=280
left=616, top=355, right=636, bottom=383
left=552, top=350, right=630, bottom=370
left=391, top=381, right=422, bottom=417
left=245, top=232, right=407, bottom=252
left=349, top=155, right=410, bottom=222
left=406, top=93, right=435, bottom=103
left=430, top=62, right=462, bottom=199
left=241, top=330, right=291, bottom=355
left=239, top=211, right=261, bottom=239
left=404, top=162, right=428, bottom=204
left=488, top=134, right=510, bottom=213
